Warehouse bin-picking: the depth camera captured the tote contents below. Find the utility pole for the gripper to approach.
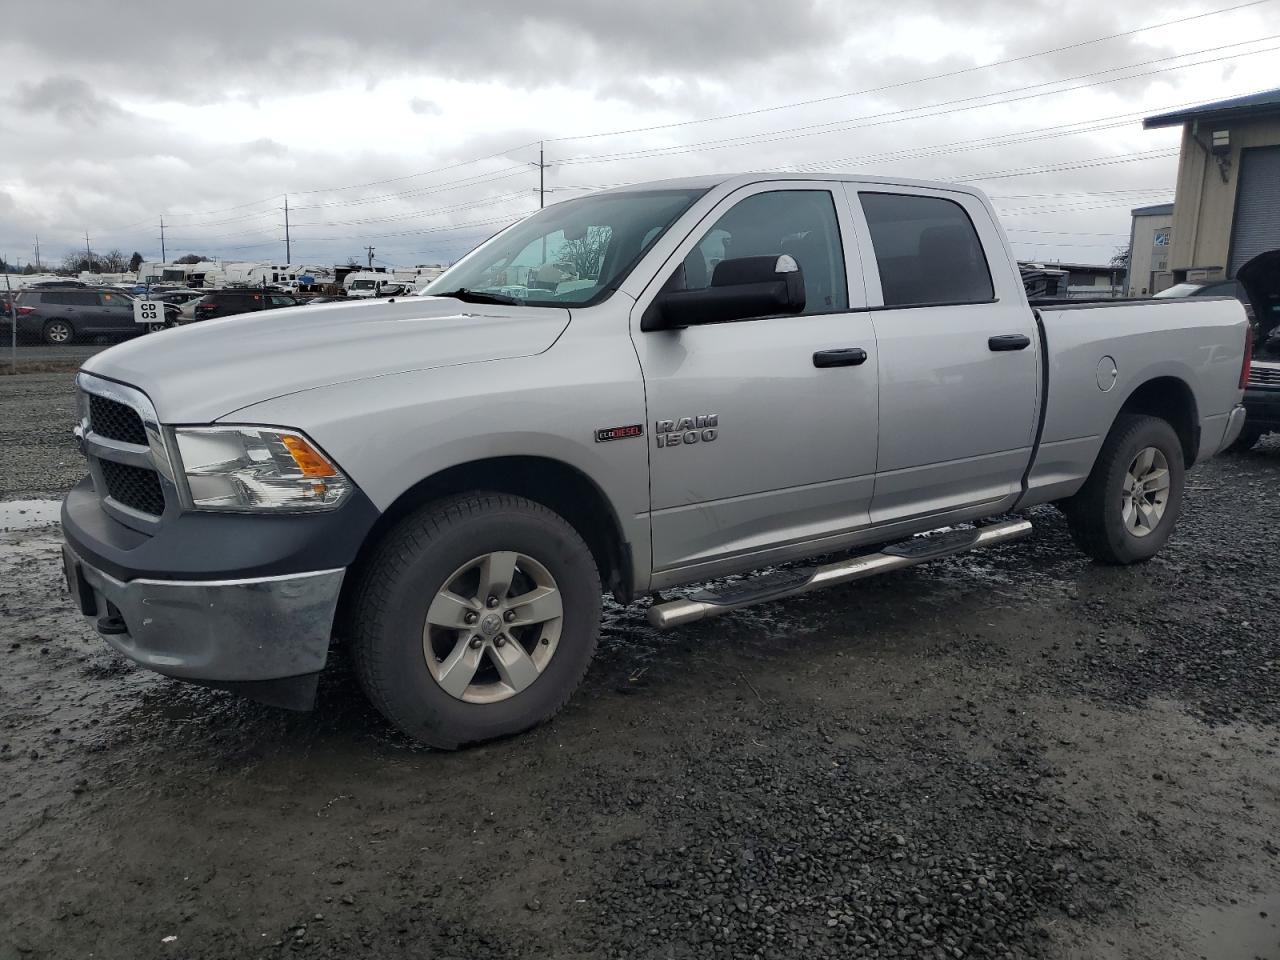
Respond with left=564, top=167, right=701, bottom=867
left=159, top=216, right=166, bottom=262
left=33, top=236, right=41, bottom=271
left=365, top=245, right=375, bottom=268
left=84, top=232, right=93, bottom=272
left=283, top=194, right=291, bottom=264
left=539, top=140, right=545, bottom=209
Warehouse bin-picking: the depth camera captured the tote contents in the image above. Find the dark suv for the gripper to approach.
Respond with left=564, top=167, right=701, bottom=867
left=191, top=289, right=302, bottom=322
left=13, top=288, right=178, bottom=345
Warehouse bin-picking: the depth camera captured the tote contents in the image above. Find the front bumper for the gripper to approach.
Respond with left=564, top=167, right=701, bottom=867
left=63, top=542, right=344, bottom=685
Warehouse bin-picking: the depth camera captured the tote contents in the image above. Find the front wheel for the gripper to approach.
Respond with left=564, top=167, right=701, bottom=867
left=351, top=493, right=602, bottom=748
left=1063, top=413, right=1186, bottom=565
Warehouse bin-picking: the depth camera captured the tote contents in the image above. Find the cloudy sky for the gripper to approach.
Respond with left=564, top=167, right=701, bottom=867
left=1, top=0, right=1277, bottom=271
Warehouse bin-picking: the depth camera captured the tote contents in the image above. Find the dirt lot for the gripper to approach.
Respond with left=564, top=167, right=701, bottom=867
left=1, top=371, right=1278, bottom=960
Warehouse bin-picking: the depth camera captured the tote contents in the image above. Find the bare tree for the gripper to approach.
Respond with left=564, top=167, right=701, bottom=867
left=128, top=252, right=144, bottom=272
left=100, top=249, right=129, bottom=272
left=557, top=226, right=610, bottom=280
left=1109, top=245, right=1130, bottom=270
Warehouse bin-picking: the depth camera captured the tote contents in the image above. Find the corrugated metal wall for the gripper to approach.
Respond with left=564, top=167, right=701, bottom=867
left=1229, top=145, right=1280, bottom=276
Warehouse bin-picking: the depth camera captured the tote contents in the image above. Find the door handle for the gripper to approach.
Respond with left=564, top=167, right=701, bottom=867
left=988, top=334, right=1031, bottom=352
left=813, top=347, right=868, bottom=368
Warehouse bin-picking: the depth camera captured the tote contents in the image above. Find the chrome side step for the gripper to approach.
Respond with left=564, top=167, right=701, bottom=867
left=646, top=518, right=1033, bottom=629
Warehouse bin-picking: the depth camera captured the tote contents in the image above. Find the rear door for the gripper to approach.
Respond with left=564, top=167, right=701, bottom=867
left=62, top=291, right=104, bottom=331
left=632, top=182, right=880, bottom=576
left=845, top=186, right=1040, bottom=524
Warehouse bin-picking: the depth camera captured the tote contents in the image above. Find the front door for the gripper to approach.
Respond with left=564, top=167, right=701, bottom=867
left=846, top=187, right=1040, bottom=524
left=96, top=290, right=135, bottom=332
left=632, top=183, right=880, bottom=577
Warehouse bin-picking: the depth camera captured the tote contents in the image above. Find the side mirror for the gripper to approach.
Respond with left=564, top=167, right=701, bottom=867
left=642, top=255, right=806, bottom=331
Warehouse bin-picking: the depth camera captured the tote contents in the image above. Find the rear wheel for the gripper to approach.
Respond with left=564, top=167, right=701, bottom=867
left=42, top=319, right=73, bottom=345
left=1063, top=414, right=1185, bottom=564
left=351, top=493, right=602, bottom=748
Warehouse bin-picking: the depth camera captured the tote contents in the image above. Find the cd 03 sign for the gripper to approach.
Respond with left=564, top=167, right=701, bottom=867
left=133, top=300, right=164, bottom=326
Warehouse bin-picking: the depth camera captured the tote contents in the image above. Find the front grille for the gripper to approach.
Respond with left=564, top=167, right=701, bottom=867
left=99, top=459, right=165, bottom=516
left=89, top=394, right=148, bottom=445
left=1248, top=365, right=1280, bottom=387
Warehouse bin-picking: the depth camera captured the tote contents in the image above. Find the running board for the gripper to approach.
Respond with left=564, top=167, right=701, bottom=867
left=646, top=519, right=1033, bottom=629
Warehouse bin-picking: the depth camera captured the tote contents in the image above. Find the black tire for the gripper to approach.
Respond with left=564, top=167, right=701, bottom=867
left=351, top=493, right=602, bottom=749
left=1063, top=413, right=1185, bottom=565
left=42, top=319, right=74, bottom=345
left=1224, top=426, right=1264, bottom=453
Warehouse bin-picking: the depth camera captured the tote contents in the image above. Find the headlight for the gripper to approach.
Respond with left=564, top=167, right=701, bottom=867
left=174, top=426, right=352, bottom=512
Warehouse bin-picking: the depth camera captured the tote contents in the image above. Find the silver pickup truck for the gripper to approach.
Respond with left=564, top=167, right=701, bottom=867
left=61, top=173, right=1250, bottom=748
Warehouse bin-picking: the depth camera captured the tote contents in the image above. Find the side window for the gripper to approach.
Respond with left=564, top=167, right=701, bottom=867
left=269, top=295, right=295, bottom=307
left=42, top=292, right=70, bottom=306
left=70, top=291, right=103, bottom=307
left=859, top=192, right=994, bottom=308
left=98, top=292, right=128, bottom=308
left=676, top=190, right=848, bottom=316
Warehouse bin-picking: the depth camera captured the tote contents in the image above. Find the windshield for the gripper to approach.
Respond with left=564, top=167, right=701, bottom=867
left=424, top=188, right=708, bottom=307
left=1153, top=283, right=1203, bottom=298
left=350, top=280, right=377, bottom=290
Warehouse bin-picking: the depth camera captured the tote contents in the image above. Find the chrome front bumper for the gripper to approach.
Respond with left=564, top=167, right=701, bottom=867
left=1217, top=403, right=1248, bottom=454
left=63, top=544, right=344, bottom=683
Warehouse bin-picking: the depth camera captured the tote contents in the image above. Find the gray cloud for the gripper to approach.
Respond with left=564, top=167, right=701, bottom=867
left=0, top=0, right=1269, bottom=268
left=13, top=76, right=127, bottom=126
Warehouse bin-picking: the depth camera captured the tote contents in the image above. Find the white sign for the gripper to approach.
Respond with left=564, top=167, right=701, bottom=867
left=133, top=300, right=164, bottom=325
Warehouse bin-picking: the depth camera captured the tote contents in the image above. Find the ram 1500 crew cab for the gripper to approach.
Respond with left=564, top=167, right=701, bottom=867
left=60, top=174, right=1251, bottom=748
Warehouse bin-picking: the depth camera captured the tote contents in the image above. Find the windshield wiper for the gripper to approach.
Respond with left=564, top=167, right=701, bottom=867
left=432, top=287, right=523, bottom=306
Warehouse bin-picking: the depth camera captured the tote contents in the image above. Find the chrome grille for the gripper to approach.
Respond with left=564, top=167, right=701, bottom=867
left=1248, top=364, right=1280, bottom=387
left=89, top=394, right=147, bottom=445
left=77, top=373, right=177, bottom=531
left=99, top=459, right=165, bottom=516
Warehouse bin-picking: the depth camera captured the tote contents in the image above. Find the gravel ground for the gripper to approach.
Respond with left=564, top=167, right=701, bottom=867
left=1, top=376, right=1278, bottom=960
left=0, top=343, right=108, bottom=364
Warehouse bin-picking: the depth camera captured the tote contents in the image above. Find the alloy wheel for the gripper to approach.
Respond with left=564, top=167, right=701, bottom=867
left=1121, top=446, right=1170, bottom=538
left=422, top=551, right=563, bottom=704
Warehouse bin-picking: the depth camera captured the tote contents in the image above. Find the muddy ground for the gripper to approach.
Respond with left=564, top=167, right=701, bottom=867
left=1, top=371, right=1277, bottom=960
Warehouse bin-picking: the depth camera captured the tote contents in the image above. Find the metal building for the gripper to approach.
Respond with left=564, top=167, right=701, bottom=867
left=1144, top=89, right=1280, bottom=284
left=1126, top=202, right=1174, bottom=296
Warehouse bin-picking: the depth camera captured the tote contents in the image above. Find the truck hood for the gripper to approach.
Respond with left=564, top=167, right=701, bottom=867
left=82, top=297, right=571, bottom=423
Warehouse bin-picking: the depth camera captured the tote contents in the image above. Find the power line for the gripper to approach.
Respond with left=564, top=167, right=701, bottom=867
left=545, top=0, right=1275, bottom=144
left=552, top=37, right=1280, bottom=166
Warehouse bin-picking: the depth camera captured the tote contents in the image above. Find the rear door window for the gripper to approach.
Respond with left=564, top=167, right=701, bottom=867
left=68, top=291, right=102, bottom=307
left=859, top=192, right=994, bottom=307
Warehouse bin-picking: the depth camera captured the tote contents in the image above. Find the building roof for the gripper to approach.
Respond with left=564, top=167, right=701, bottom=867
left=1131, top=202, right=1174, bottom=217
left=1144, top=87, right=1280, bottom=129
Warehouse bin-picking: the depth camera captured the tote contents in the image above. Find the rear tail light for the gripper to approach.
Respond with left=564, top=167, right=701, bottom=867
left=1240, top=324, right=1254, bottom=389
left=17, top=306, right=35, bottom=316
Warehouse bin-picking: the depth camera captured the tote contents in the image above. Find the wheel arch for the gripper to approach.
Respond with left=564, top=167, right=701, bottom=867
left=339, top=456, right=635, bottom=632
left=1115, top=375, right=1199, bottom=467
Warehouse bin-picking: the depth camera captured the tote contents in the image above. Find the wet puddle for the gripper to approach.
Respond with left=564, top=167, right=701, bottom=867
left=0, top=499, right=61, bottom=531
left=1188, top=895, right=1280, bottom=959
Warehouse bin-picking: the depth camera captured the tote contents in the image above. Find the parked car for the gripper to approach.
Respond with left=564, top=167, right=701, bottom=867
left=152, top=289, right=206, bottom=307
left=62, top=173, right=1249, bottom=748
left=189, top=288, right=303, bottom=322
left=13, top=287, right=177, bottom=344
left=1227, top=249, right=1280, bottom=451
left=1154, top=280, right=1255, bottom=319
